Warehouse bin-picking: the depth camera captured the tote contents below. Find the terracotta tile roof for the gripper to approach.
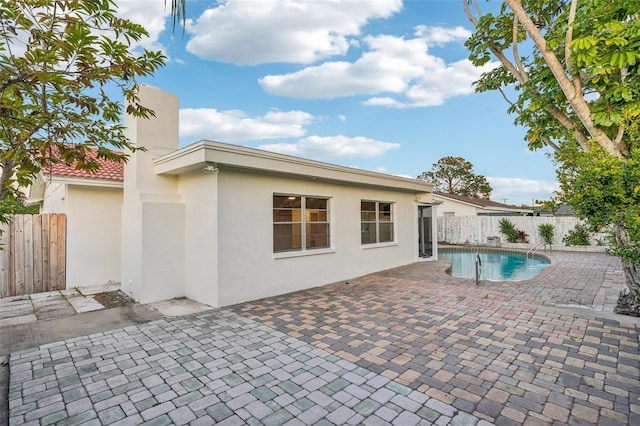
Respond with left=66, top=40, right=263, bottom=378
left=44, top=148, right=124, bottom=182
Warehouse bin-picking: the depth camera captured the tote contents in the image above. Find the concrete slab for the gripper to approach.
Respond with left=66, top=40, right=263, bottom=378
left=28, top=291, right=65, bottom=302
left=0, top=301, right=33, bottom=318
left=146, top=298, right=215, bottom=317
left=73, top=282, right=121, bottom=296
left=62, top=292, right=103, bottom=313
left=0, top=304, right=163, bottom=356
left=0, top=314, right=37, bottom=327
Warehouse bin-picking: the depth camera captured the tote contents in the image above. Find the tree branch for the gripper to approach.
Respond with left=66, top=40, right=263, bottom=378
left=464, top=0, right=527, bottom=85
left=463, top=0, right=478, bottom=26
left=613, top=125, right=631, bottom=157
left=497, top=87, right=518, bottom=110
left=540, top=136, right=560, bottom=152
left=512, top=17, right=529, bottom=82
left=505, top=0, right=622, bottom=158
left=565, top=0, right=581, bottom=93
left=467, top=0, right=591, bottom=152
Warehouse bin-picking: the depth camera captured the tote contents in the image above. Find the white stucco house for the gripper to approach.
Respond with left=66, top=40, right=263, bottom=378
left=26, top=152, right=123, bottom=288
left=434, top=191, right=533, bottom=217
left=121, top=85, right=439, bottom=307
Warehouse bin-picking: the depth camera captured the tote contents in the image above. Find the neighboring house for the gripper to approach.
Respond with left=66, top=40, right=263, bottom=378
left=554, top=203, right=576, bottom=216
left=121, top=85, right=439, bottom=307
left=27, top=151, right=123, bottom=288
left=433, top=191, right=533, bottom=217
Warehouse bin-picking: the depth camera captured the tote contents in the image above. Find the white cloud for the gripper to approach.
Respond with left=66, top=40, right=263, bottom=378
left=363, top=97, right=404, bottom=107
left=260, top=35, right=433, bottom=98
left=402, top=59, right=496, bottom=107
left=260, top=31, right=498, bottom=106
left=259, top=135, right=400, bottom=159
left=185, top=0, right=403, bottom=65
left=116, top=0, right=168, bottom=52
left=413, top=25, right=471, bottom=45
left=179, top=108, right=314, bottom=142
left=488, top=177, right=559, bottom=205
left=337, top=115, right=347, bottom=122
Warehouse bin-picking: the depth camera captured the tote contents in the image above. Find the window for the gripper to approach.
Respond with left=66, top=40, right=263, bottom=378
left=361, top=201, right=394, bottom=244
left=273, top=195, right=329, bottom=253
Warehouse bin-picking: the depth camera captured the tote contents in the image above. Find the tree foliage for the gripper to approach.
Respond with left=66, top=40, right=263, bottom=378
left=0, top=197, right=38, bottom=217
left=0, top=0, right=166, bottom=207
left=417, top=156, right=492, bottom=198
left=556, top=143, right=640, bottom=262
left=464, top=0, right=640, bottom=315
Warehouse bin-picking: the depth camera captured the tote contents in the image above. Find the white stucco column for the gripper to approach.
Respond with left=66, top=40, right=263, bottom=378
left=121, top=85, right=186, bottom=303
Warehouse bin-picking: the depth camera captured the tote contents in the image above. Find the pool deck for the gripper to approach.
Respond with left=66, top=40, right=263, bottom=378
left=4, top=250, right=640, bottom=425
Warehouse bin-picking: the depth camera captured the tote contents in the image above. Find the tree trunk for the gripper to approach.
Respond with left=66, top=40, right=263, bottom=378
left=613, top=225, right=640, bottom=316
left=615, top=262, right=640, bottom=317
left=0, top=159, right=14, bottom=202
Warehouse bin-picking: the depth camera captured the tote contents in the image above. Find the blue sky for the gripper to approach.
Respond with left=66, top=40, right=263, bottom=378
left=117, top=0, right=559, bottom=206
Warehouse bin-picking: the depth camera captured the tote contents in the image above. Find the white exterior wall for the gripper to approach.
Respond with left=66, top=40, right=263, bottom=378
left=435, top=198, right=478, bottom=216
left=40, top=182, right=67, bottom=213
left=212, top=171, right=420, bottom=307
left=65, top=185, right=122, bottom=287
left=179, top=172, right=219, bottom=307
left=121, top=85, right=436, bottom=307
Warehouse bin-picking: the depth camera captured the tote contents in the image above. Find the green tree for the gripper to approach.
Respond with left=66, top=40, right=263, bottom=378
left=464, top=0, right=640, bottom=315
left=417, top=156, right=493, bottom=198
left=0, top=0, right=166, bottom=215
left=0, top=197, right=38, bottom=215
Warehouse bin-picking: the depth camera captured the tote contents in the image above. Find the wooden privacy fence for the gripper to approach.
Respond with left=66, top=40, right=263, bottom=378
left=437, top=215, right=606, bottom=247
left=0, top=214, right=66, bottom=297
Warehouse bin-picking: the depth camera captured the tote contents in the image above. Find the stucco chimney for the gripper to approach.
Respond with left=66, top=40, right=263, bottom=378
left=121, top=85, right=185, bottom=303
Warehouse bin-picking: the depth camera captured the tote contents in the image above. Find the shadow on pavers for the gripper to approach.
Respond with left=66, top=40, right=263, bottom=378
left=0, top=304, right=163, bottom=426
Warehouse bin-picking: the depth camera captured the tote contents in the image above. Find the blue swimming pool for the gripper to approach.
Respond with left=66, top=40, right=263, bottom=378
left=440, top=249, right=550, bottom=281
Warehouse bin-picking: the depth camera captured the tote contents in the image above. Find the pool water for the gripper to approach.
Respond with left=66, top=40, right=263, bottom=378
left=441, top=250, right=550, bottom=281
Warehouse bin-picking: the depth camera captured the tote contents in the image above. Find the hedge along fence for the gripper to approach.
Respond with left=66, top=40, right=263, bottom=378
left=437, top=215, right=607, bottom=248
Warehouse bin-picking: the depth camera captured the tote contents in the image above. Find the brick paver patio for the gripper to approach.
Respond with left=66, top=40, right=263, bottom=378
left=230, top=251, right=639, bottom=425
left=8, top=251, right=640, bottom=425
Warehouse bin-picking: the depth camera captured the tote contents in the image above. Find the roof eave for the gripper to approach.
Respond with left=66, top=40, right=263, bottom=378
left=433, top=194, right=482, bottom=208
left=479, top=206, right=533, bottom=213
left=154, top=140, right=434, bottom=194
left=434, top=193, right=533, bottom=212
left=44, top=175, right=124, bottom=188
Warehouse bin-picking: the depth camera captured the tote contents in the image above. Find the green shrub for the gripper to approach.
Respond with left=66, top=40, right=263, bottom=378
left=499, top=218, right=519, bottom=243
left=538, top=223, right=555, bottom=245
left=563, top=223, right=592, bottom=246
